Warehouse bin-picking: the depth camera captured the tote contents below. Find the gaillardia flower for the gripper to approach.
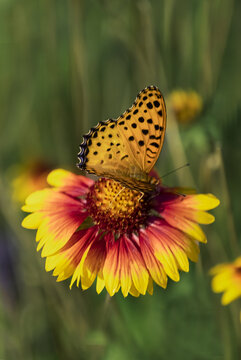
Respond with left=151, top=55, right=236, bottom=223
left=210, top=256, right=241, bottom=305
left=168, top=90, right=203, bottom=124
left=22, top=169, right=219, bottom=297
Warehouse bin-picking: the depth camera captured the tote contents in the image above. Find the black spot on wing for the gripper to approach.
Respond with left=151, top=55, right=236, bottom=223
left=142, top=129, right=148, bottom=135
left=150, top=135, right=162, bottom=140
left=147, top=153, right=156, bottom=159
left=150, top=142, right=159, bottom=148
left=147, top=147, right=156, bottom=154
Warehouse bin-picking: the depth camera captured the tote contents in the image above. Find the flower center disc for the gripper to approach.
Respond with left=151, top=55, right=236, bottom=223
left=86, top=178, right=150, bottom=233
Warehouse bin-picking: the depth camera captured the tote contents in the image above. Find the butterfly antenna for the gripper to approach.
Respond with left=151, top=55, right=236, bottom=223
left=161, top=163, right=190, bottom=178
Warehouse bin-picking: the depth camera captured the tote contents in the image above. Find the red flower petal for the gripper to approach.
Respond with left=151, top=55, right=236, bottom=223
left=47, top=169, right=94, bottom=197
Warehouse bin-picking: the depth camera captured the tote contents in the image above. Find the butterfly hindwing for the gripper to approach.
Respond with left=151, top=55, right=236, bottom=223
left=78, top=86, right=166, bottom=192
left=78, top=120, right=129, bottom=173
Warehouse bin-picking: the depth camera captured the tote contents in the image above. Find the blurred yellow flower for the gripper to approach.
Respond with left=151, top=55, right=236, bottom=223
left=210, top=256, right=241, bottom=305
left=11, top=161, right=52, bottom=203
left=168, top=90, right=203, bottom=124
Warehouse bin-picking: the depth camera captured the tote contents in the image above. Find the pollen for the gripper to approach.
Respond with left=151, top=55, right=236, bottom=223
left=86, top=178, right=151, bottom=233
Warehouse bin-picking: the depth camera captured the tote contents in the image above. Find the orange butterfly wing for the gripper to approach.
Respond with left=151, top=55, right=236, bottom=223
left=78, top=86, right=166, bottom=193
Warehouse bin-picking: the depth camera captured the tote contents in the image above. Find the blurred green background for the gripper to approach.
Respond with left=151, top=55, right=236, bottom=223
left=0, top=0, right=241, bottom=359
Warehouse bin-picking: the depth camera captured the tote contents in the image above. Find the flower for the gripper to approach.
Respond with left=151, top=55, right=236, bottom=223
left=168, top=90, right=203, bottom=124
left=210, top=256, right=241, bottom=305
left=22, top=169, right=219, bottom=297
left=11, top=160, right=52, bottom=203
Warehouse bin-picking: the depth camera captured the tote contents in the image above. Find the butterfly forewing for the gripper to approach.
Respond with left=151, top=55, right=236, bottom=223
left=78, top=86, right=166, bottom=193
left=116, top=86, right=166, bottom=173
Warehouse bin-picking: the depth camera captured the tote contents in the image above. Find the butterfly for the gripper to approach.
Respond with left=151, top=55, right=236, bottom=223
left=77, top=86, right=166, bottom=194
